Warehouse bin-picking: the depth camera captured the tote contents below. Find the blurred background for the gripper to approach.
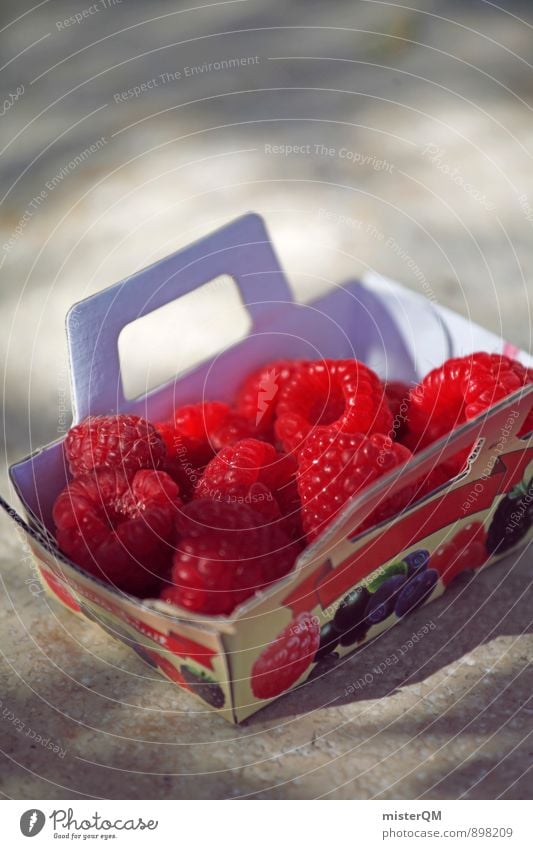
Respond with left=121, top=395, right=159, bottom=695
left=1, top=0, right=532, bottom=800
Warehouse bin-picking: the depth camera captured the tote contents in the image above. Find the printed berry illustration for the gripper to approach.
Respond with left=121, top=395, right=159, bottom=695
left=403, top=549, right=430, bottom=577
left=394, top=569, right=439, bottom=618
left=179, top=665, right=225, bottom=708
left=251, top=612, right=320, bottom=699
left=332, top=585, right=370, bottom=646
left=366, top=561, right=408, bottom=593
left=431, top=522, right=488, bottom=587
left=314, top=621, right=340, bottom=661
left=364, top=574, right=407, bottom=624
left=153, top=654, right=192, bottom=690
left=486, top=478, right=533, bottom=555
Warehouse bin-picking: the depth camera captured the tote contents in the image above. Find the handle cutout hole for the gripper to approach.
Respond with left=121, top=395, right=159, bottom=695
left=118, top=275, right=251, bottom=400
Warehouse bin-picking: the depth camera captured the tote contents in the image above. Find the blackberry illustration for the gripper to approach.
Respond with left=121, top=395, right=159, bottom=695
left=394, top=569, right=439, bottom=618
left=315, top=621, right=340, bottom=661
left=179, top=665, right=225, bottom=708
left=403, top=549, right=430, bottom=577
left=339, top=624, right=369, bottom=648
left=333, top=586, right=370, bottom=646
left=365, top=574, right=406, bottom=625
left=486, top=478, right=533, bottom=555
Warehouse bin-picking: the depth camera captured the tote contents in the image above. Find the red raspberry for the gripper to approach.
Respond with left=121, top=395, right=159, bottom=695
left=208, top=481, right=283, bottom=523
left=156, top=402, right=255, bottom=472
left=297, top=428, right=413, bottom=542
left=431, top=522, right=488, bottom=586
left=235, top=360, right=302, bottom=438
left=274, top=359, right=393, bottom=453
left=384, top=380, right=412, bottom=440
left=162, top=499, right=298, bottom=615
left=407, top=353, right=533, bottom=451
left=175, top=496, right=262, bottom=539
left=162, top=536, right=264, bottom=616
left=251, top=612, right=320, bottom=699
left=464, top=355, right=533, bottom=436
left=195, top=437, right=300, bottom=518
left=210, top=411, right=257, bottom=449
left=53, top=469, right=183, bottom=596
left=65, top=414, right=166, bottom=477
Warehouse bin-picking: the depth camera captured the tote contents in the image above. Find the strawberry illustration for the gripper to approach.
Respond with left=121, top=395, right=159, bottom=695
left=431, top=522, right=488, bottom=586
left=251, top=612, right=320, bottom=699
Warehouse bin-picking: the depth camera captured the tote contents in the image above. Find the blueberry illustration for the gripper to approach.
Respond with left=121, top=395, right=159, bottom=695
left=365, top=574, right=406, bottom=625
left=394, top=568, right=439, bottom=618
left=314, top=621, right=340, bottom=661
left=333, top=586, right=369, bottom=635
left=404, top=549, right=430, bottom=577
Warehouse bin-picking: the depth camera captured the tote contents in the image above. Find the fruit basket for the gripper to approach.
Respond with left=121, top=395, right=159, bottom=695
left=2, top=213, right=532, bottom=723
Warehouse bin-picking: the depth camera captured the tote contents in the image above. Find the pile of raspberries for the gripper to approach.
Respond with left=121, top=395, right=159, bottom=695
left=53, top=352, right=532, bottom=615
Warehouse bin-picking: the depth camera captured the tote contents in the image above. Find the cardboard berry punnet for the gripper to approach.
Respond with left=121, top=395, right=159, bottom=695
left=2, top=213, right=532, bottom=723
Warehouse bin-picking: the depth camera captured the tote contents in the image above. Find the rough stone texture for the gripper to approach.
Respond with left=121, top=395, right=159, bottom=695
left=0, top=0, right=532, bottom=799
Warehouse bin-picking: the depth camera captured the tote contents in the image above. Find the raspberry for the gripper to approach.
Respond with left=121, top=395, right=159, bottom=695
left=463, top=354, right=531, bottom=425
left=53, top=468, right=182, bottom=596
left=162, top=536, right=264, bottom=616
left=251, top=612, right=320, bottom=699
left=210, top=411, right=257, bottom=450
left=297, top=428, right=413, bottom=542
left=162, top=499, right=298, bottom=615
left=195, top=438, right=300, bottom=518
left=384, top=380, right=412, bottom=440
left=236, top=360, right=302, bottom=438
left=156, top=402, right=255, bottom=472
left=65, top=414, right=166, bottom=477
left=274, top=359, right=393, bottom=453
left=431, top=522, right=488, bottom=586
left=211, top=481, right=283, bottom=523
left=407, top=353, right=533, bottom=451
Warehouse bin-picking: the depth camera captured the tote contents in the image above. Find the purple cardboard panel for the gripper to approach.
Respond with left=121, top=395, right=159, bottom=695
left=362, top=270, right=533, bottom=373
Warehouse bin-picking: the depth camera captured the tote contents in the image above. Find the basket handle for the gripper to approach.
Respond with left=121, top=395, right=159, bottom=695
left=66, top=214, right=292, bottom=420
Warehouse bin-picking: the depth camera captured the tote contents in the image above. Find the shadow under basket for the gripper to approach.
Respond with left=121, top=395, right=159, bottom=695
left=3, top=213, right=533, bottom=723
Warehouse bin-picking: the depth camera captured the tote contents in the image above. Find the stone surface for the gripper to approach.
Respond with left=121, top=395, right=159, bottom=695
left=0, top=0, right=532, bottom=799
